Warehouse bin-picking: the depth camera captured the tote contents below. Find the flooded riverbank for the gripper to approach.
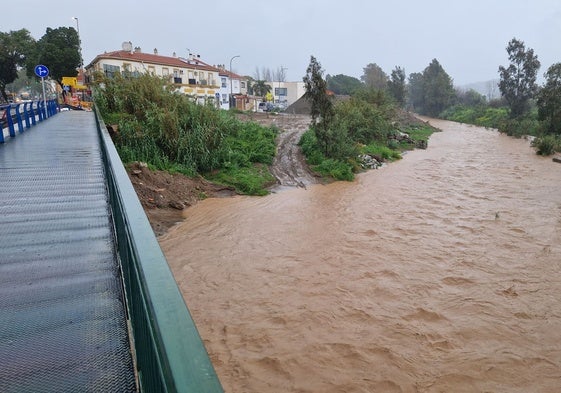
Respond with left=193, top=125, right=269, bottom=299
left=160, top=119, right=561, bottom=392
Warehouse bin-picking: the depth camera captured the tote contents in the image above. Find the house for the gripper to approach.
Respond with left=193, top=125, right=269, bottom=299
left=265, top=81, right=306, bottom=109
left=86, top=44, right=221, bottom=105
left=184, top=57, right=248, bottom=110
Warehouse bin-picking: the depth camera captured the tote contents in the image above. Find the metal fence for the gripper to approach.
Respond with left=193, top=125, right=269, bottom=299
left=93, top=107, right=224, bottom=393
left=0, top=99, right=59, bottom=143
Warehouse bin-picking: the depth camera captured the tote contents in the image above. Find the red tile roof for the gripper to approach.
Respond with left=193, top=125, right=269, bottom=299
left=88, top=50, right=218, bottom=72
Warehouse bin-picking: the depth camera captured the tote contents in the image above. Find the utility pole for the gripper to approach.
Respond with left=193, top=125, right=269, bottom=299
left=229, top=55, right=240, bottom=109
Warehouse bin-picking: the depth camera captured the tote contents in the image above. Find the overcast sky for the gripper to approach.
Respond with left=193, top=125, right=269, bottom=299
left=5, top=0, right=560, bottom=86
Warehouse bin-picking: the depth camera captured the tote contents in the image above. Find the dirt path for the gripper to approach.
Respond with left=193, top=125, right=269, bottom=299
left=268, top=114, right=317, bottom=189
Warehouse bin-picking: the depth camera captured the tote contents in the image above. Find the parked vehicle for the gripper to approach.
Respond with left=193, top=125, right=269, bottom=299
left=258, top=102, right=274, bottom=112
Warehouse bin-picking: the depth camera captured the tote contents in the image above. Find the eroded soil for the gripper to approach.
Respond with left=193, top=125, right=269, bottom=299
left=127, top=112, right=314, bottom=235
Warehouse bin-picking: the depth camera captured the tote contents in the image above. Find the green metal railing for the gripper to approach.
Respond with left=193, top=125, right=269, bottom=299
left=94, top=108, right=224, bottom=393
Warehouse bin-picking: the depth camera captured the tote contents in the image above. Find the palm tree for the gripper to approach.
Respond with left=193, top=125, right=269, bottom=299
left=252, top=80, right=271, bottom=99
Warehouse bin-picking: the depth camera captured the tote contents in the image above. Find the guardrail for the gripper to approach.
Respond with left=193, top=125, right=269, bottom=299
left=0, top=99, right=59, bottom=143
left=94, top=107, right=224, bottom=393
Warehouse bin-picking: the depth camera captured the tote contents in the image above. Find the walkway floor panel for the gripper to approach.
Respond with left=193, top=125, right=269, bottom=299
left=0, top=111, right=136, bottom=392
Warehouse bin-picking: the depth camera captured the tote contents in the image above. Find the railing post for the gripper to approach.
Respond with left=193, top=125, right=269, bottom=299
left=15, top=103, right=24, bottom=133
left=0, top=107, right=4, bottom=143
left=30, top=102, right=37, bottom=126
left=23, top=102, right=31, bottom=129
left=38, top=101, right=44, bottom=122
left=7, top=105, right=16, bottom=137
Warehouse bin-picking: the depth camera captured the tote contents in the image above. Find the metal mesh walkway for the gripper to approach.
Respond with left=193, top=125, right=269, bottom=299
left=0, top=111, right=136, bottom=392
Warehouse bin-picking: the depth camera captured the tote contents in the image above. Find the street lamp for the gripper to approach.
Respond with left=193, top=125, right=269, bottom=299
left=277, top=66, right=288, bottom=104
left=72, top=17, right=82, bottom=69
left=229, top=55, right=240, bottom=109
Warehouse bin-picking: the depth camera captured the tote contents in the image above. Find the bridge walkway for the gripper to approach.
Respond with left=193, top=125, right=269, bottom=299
left=0, top=111, right=137, bottom=392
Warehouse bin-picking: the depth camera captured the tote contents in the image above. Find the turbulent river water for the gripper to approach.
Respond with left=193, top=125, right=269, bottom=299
left=159, top=119, right=561, bottom=393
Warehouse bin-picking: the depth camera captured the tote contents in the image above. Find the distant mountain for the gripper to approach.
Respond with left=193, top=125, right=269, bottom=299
left=457, top=79, right=501, bottom=100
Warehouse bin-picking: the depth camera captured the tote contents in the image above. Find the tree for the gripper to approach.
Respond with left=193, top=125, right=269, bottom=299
left=326, top=74, right=363, bottom=95
left=303, top=55, right=334, bottom=155
left=30, top=27, right=80, bottom=88
left=0, top=29, right=35, bottom=102
left=537, top=63, right=561, bottom=134
left=421, top=59, right=455, bottom=117
left=361, top=63, right=388, bottom=90
left=407, top=72, right=424, bottom=112
left=274, top=66, right=287, bottom=82
left=498, top=38, right=540, bottom=118
left=456, top=88, right=487, bottom=107
left=387, top=66, right=406, bottom=106
left=252, top=80, right=271, bottom=99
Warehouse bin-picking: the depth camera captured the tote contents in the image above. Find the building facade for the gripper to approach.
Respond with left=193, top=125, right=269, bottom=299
left=86, top=46, right=221, bottom=105
left=265, top=81, right=306, bottom=108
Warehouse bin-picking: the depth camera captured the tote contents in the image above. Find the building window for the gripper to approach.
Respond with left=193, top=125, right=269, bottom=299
left=162, top=68, right=169, bottom=76
left=222, top=94, right=228, bottom=103
left=103, top=64, right=120, bottom=78
left=148, top=66, right=156, bottom=74
left=275, top=87, right=288, bottom=96
left=241, top=81, right=246, bottom=89
left=221, top=77, right=227, bottom=88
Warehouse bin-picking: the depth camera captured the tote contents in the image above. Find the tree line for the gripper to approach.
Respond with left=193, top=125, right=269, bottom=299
left=0, top=27, right=81, bottom=102
left=322, top=37, right=560, bottom=154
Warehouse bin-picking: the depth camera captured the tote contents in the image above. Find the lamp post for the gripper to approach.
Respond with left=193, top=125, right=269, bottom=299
left=72, top=17, right=83, bottom=105
left=72, top=17, right=82, bottom=69
left=277, top=66, right=288, bottom=104
left=229, top=55, right=240, bottom=109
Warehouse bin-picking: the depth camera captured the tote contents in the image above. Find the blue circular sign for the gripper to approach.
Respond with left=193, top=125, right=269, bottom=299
left=34, top=64, right=49, bottom=78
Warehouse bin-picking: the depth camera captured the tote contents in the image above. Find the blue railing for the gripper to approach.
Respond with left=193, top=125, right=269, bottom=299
left=94, top=107, right=224, bottom=393
left=0, top=99, right=59, bottom=143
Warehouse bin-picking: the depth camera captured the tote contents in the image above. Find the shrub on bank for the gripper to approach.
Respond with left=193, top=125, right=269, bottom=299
left=93, top=73, right=277, bottom=195
left=532, top=134, right=561, bottom=156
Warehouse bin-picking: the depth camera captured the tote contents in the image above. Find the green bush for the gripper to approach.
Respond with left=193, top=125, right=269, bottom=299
left=314, top=159, right=354, bottom=181
left=500, top=116, right=541, bottom=138
left=532, top=134, right=561, bottom=156
left=207, top=164, right=275, bottom=195
left=441, top=105, right=509, bottom=130
left=333, top=98, right=390, bottom=143
left=362, top=142, right=401, bottom=161
left=94, top=73, right=277, bottom=195
left=299, top=129, right=324, bottom=165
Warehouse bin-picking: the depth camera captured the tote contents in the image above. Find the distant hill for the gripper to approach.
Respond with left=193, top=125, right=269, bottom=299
left=457, top=79, right=501, bottom=100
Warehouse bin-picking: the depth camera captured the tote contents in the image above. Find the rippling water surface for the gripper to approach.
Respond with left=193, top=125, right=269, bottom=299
left=160, top=119, right=561, bottom=392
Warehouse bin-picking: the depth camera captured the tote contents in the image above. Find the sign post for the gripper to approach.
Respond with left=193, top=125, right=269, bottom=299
left=34, top=65, right=49, bottom=118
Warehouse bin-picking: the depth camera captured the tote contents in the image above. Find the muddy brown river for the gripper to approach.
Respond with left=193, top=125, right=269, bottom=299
left=159, top=119, right=561, bottom=392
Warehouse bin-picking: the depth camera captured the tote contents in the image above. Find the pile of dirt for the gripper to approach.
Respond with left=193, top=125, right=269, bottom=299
left=127, top=162, right=235, bottom=236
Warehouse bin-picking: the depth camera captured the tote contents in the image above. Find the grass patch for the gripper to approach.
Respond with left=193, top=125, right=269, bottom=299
left=361, top=142, right=401, bottom=161
left=206, top=164, right=276, bottom=196
left=405, top=126, right=434, bottom=144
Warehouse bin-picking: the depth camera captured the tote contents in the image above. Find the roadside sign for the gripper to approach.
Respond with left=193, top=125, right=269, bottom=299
left=34, top=65, right=49, bottom=78
left=34, top=65, right=49, bottom=117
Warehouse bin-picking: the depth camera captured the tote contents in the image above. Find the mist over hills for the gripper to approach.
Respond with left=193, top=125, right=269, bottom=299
left=457, top=79, right=501, bottom=100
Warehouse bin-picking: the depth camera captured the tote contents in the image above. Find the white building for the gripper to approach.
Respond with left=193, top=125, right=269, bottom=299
left=265, top=81, right=306, bottom=108
left=86, top=44, right=221, bottom=105
left=187, top=58, right=247, bottom=110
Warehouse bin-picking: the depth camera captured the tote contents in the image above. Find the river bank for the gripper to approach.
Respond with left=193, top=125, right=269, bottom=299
left=128, top=111, right=432, bottom=235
